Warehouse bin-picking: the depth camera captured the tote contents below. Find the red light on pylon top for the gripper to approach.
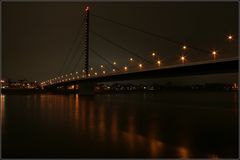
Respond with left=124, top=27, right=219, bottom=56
left=85, top=6, right=90, bottom=12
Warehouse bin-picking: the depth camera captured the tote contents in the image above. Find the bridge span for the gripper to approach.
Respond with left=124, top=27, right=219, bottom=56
left=44, top=57, right=238, bottom=94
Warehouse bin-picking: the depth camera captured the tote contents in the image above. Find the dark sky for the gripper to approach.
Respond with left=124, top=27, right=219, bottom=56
left=2, top=2, right=238, bottom=83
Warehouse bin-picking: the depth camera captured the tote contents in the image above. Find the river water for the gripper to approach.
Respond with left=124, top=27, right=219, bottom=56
left=1, top=92, right=238, bottom=158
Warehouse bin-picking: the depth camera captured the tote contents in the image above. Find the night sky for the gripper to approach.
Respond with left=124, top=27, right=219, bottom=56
left=2, top=2, right=238, bottom=83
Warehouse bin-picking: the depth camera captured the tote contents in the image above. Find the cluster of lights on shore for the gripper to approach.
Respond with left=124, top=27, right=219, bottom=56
left=41, top=34, right=234, bottom=86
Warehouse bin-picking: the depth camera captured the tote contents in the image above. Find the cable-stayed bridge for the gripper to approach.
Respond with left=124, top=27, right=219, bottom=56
left=41, top=6, right=238, bottom=94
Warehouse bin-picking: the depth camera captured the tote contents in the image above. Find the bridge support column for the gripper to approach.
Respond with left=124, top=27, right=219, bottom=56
left=77, top=81, right=95, bottom=96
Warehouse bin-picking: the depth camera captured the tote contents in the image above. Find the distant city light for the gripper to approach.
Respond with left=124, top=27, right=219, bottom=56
left=82, top=70, right=85, bottom=73
left=157, top=60, right=161, bottom=66
left=139, top=63, right=143, bottom=69
left=90, top=67, right=93, bottom=71
left=103, top=70, right=106, bottom=74
left=152, top=53, right=156, bottom=57
left=85, top=6, right=90, bottom=12
left=101, top=65, right=104, bottom=68
left=113, top=69, right=116, bottom=72
left=94, top=72, right=98, bottom=76
left=129, top=58, right=133, bottom=62
left=124, top=66, right=128, bottom=71
left=76, top=71, right=78, bottom=74
left=113, top=61, right=117, bottom=65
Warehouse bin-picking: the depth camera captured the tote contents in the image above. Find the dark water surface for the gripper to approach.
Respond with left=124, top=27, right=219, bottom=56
left=1, top=92, right=238, bottom=158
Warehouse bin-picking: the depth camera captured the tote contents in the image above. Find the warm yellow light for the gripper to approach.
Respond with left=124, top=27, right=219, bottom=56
left=212, top=50, right=217, bottom=55
left=113, top=61, right=117, bottom=65
left=152, top=53, right=156, bottom=57
left=113, top=69, right=116, bottom=72
left=76, top=71, right=78, bottom=74
left=103, top=70, right=106, bottom=74
left=129, top=58, right=133, bottom=62
left=88, top=73, right=91, bottom=77
left=124, top=66, right=128, bottom=71
left=181, top=56, right=185, bottom=61
left=139, top=63, right=143, bottom=68
left=101, top=65, right=104, bottom=68
left=90, top=67, right=93, bottom=71
left=182, top=45, right=187, bottom=50
left=94, top=72, right=97, bottom=76
left=157, top=60, right=161, bottom=65
left=227, top=35, right=233, bottom=40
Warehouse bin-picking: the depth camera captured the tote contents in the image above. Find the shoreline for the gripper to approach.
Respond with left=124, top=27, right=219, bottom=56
left=1, top=88, right=238, bottom=95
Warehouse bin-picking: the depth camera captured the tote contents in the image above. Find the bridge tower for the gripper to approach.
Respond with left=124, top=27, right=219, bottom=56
left=85, top=6, right=90, bottom=77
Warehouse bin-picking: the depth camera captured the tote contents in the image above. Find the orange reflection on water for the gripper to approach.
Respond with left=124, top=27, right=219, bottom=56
left=74, top=94, right=80, bottom=130
left=208, top=154, right=219, bottom=159
left=80, top=100, right=86, bottom=131
left=98, top=104, right=106, bottom=141
left=89, top=102, right=95, bottom=137
left=233, top=91, right=238, bottom=111
left=149, top=138, right=163, bottom=158
left=122, top=115, right=137, bottom=153
left=0, top=94, right=5, bottom=130
left=111, top=109, right=118, bottom=144
left=177, top=147, right=189, bottom=159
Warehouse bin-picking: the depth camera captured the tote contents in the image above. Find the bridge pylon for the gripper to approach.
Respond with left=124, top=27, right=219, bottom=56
left=85, top=6, right=90, bottom=77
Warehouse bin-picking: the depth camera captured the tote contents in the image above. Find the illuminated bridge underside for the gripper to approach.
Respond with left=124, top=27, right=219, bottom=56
left=46, top=58, right=238, bottom=89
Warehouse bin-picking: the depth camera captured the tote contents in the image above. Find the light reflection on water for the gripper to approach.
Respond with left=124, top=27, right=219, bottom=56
left=1, top=92, right=238, bottom=158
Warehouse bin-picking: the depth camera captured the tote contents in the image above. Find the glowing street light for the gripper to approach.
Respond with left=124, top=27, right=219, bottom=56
left=228, top=35, right=233, bottom=40
left=90, top=67, right=93, bottom=71
left=101, top=65, right=104, bottom=68
left=103, top=70, right=106, bottom=74
left=157, top=60, right=161, bottom=66
left=152, top=53, right=156, bottom=57
left=94, top=72, right=98, bottom=76
left=124, top=66, right=128, bottom=71
left=138, top=63, right=143, bottom=69
left=180, top=55, right=186, bottom=64
left=112, top=69, right=116, bottom=72
left=182, top=45, right=187, bottom=50
left=129, top=58, right=133, bottom=62
left=212, top=50, right=217, bottom=60
left=113, top=61, right=117, bottom=65
left=76, top=71, right=78, bottom=74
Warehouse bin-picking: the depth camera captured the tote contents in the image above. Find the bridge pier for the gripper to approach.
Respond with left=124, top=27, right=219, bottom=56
left=77, top=81, right=95, bottom=96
